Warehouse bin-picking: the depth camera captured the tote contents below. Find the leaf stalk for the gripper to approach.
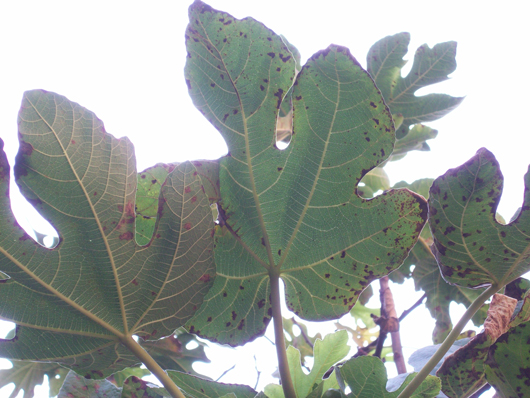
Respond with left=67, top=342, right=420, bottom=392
left=120, top=335, right=186, bottom=398
left=396, top=283, right=499, bottom=398
left=270, top=272, right=297, bottom=398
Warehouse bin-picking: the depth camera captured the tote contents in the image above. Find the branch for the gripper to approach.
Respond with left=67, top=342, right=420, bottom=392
left=216, top=364, right=236, bottom=382
left=399, top=293, right=427, bottom=322
left=397, top=284, right=499, bottom=398
left=379, top=276, right=406, bottom=373
left=290, top=317, right=314, bottom=349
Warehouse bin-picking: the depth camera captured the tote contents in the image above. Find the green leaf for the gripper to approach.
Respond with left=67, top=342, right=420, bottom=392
left=0, top=360, right=68, bottom=398
left=336, top=356, right=440, bottom=397
left=265, top=330, right=350, bottom=398
left=282, top=317, right=321, bottom=365
left=0, top=90, right=215, bottom=378
left=136, top=160, right=220, bottom=246
left=358, top=168, right=390, bottom=198
left=428, top=147, right=530, bottom=288
left=367, top=32, right=463, bottom=139
left=185, top=2, right=428, bottom=345
left=407, top=238, right=488, bottom=343
left=167, top=371, right=258, bottom=398
left=140, top=332, right=210, bottom=375
left=392, top=124, right=437, bottom=156
left=136, top=163, right=173, bottom=245
left=108, top=366, right=151, bottom=387
left=436, top=293, right=518, bottom=397
left=58, top=371, right=120, bottom=398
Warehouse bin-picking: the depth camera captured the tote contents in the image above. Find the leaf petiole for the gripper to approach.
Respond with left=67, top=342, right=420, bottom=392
left=121, top=335, right=186, bottom=398
left=396, top=283, right=499, bottom=398
left=270, top=272, right=297, bottom=398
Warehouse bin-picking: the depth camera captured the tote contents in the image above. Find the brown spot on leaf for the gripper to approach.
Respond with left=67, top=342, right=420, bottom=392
left=132, top=279, right=138, bottom=286
left=184, top=223, right=192, bottom=230
left=267, top=52, right=275, bottom=58
left=119, top=231, right=133, bottom=240
left=199, top=274, right=211, bottom=283
left=257, top=299, right=265, bottom=309
left=185, top=186, right=192, bottom=194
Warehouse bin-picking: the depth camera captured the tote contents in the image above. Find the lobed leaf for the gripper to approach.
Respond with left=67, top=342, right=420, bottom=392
left=336, top=356, right=440, bottom=398
left=484, top=319, right=530, bottom=397
left=407, top=238, right=488, bottom=343
left=436, top=293, right=518, bottom=397
left=428, top=148, right=530, bottom=288
left=185, top=1, right=428, bottom=345
left=0, top=360, right=68, bottom=398
left=366, top=32, right=462, bottom=150
left=265, top=331, right=348, bottom=398
left=0, top=90, right=215, bottom=378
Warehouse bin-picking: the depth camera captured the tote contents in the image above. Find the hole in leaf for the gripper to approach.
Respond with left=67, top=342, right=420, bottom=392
left=186, top=340, right=199, bottom=350
left=0, top=320, right=16, bottom=339
left=276, top=110, right=292, bottom=150
left=10, top=187, right=59, bottom=249
left=291, top=324, right=301, bottom=337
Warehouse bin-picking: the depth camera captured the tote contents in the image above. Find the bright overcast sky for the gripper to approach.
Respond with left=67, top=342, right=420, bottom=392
left=0, top=1, right=528, bottom=397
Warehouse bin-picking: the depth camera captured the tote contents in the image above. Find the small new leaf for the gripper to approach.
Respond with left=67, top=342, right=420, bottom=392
left=336, top=356, right=440, bottom=397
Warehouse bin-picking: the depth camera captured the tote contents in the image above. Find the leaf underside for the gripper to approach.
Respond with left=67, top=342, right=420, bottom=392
left=0, top=90, right=215, bottom=378
left=366, top=32, right=463, bottom=151
left=184, top=1, right=428, bottom=346
left=428, top=147, right=530, bottom=288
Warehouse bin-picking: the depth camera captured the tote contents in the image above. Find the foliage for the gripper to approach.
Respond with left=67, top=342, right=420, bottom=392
left=1, top=1, right=530, bottom=398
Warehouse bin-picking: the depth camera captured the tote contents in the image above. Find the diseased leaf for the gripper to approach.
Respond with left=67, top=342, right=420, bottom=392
left=185, top=1, right=428, bottom=345
left=121, top=376, right=169, bottom=398
left=428, top=148, right=530, bottom=288
left=108, top=366, right=151, bottom=387
left=136, top=163, right=173, bottom=245
left=336, top=356, right=440, bottom=398
left=58, top=372, right=169, bottom=398
left=407, top=238, right=488, bottom=343
left=58, top=371, right=120, bottom=398
left=0, top=90, right=215, bottom=378
left=0, top=360, right=68, bottom=398
left=136, top=160, right=220, bottom=246
left=436, top=293, right=518, bottom=397
left=140, top=331, right=210, bottom=375
left=484, top=320, right=530, bottom=397
left=167, top=371, right=257, bottom=398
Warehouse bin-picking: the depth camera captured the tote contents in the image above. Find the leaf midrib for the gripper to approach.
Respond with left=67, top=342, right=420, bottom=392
left=195, top=17, right=277, bottom=270
left=389, top=44, right=453, bottom=104
left=277, top=61, right=340, bottom=270
left=21, top=95, right=128, bottom=336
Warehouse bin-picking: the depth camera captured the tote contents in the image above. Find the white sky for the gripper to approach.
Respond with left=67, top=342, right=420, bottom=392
left=1, top=1, right=528, bottom=397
